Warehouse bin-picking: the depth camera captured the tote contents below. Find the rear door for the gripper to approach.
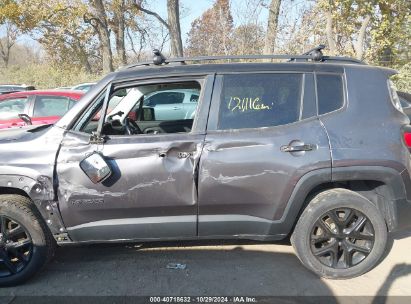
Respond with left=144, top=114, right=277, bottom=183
left=198, top=72, right=332, bottom=238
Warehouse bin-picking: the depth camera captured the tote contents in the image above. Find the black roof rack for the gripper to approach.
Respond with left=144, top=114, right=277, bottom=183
left=120, top=45, right=364, bottom=70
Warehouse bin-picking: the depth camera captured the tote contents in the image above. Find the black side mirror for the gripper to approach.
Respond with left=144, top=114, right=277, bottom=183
left=80, top=152, right=112, bottom=184
left=138, top=107, right=155, bottom=121
left=18, top=114, right=32, bottom=125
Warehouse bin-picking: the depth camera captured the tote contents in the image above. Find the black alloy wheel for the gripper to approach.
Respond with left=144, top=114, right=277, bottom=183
left=0, top=215, right=33, bottom=277
left=310, top=208, right=374, bottom=269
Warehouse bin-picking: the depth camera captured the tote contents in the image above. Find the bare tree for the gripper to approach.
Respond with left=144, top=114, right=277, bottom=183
left=0, top=22, right=18, bottom=68
left=133, top=0, right=183, bottom=57
left=263, top=0, right=282, bottom=54
left=84, top=0, right=114, bottom=73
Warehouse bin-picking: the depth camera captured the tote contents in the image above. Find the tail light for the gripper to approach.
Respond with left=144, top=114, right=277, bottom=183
left=404, top=133, right=411, bottom=148
left=403, top=125, right=411, bottom=148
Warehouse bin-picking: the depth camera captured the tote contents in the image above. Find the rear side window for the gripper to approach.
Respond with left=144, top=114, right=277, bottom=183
left=317, top=74, right=344, bottom=115
left=33, top=96, right=70, bottom=117
left=218, top=74, right=303, bottom=130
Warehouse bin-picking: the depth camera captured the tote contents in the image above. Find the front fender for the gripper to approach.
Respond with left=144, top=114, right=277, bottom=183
left=0, top=174, right=67, bottom=236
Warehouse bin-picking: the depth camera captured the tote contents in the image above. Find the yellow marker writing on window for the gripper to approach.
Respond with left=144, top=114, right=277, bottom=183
left=228, top=97, right=271, bottom=112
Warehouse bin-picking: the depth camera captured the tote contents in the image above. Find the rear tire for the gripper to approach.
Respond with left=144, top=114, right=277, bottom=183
left=291, top=188, right=388, bottom=279
left=0, top=195, right=55, bottom=286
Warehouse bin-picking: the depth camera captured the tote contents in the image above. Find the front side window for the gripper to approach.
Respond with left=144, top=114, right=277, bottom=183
left=218, top=74, right=303, bottom=130
left=317, top=74, right=344, bottom=115
left=33, top=96, right=71, bottom=117
left=0, top=97, right=28, bottom=120
left=78, top=81, right=201, bottom=135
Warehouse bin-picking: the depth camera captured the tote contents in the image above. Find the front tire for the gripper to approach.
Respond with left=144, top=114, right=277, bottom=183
left=291, top=188, right=388, bottom=279
left=0, top=195, right=55, bottom=286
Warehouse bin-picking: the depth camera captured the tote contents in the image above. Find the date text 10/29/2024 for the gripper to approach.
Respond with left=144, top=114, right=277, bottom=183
left=149, top=296, right=257, bottom=303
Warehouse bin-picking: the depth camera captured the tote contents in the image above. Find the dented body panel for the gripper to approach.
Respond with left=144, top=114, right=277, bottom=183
left=0, top=125, right=67, bottom=234
left=57, top=132, right=205, bottom=241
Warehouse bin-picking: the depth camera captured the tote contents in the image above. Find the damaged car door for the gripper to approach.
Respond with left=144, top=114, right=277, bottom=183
left=56, top=76, right=213, bottom=242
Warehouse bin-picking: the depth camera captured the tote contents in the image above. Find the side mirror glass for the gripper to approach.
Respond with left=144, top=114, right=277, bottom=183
left=80, top=152, right=112, bottom=184
left=135, top=107, right=155, bottom=121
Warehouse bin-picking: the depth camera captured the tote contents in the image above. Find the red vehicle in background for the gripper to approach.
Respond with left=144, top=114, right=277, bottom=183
left=0, top=90, right=84, bottom=129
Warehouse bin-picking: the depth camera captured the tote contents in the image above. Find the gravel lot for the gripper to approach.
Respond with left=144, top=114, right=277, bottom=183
left=0, top=231, right=410, bottom=302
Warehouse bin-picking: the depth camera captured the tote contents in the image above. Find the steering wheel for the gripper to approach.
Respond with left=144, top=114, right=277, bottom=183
left=124, top=117, right=142, bottom=135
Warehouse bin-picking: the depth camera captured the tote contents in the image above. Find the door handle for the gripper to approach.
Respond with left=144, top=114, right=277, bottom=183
left=172, top=107, right=181, bottom=110
left=178, top=152, right=193, bottom=158
left=280, top=144, right=316, bottom=152
left=159, top=151, right=194, bottom=158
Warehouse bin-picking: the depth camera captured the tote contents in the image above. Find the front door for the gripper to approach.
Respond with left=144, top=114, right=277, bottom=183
left=56, top=75, right=213, bottom=242
left=198, top=73, right=332, bottom=238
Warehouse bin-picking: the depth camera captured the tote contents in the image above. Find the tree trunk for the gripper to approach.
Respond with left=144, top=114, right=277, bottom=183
left=354, top=15, right=371, bottom=60
left=100, top=28, right=114, bottom=73
left=0, top=42, right=11, bottom=68
left=113, top=0, right=127, bottom=65
left=0, top=23, right=17, bottom=68
left=263, top=0, right=281, bottom=55
left=167, top=0, right=183, bottom=57
left=325, top=10, right=336, bottom=55
left=116, top=25, right=127, bottom=65
left=91, top=0, right=114, bottom=72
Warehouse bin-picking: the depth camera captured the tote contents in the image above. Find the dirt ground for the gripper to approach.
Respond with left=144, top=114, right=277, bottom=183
left=0, top=230, right=410, bottom=302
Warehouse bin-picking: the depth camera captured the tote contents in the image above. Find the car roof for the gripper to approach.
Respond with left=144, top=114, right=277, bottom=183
left=0, top=90, right=85, bottom=101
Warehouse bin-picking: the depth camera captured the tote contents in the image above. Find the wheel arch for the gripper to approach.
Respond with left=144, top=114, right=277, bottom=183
left=276, top=166, right=410, bottom=236
left=0, top=175, right=67, bottom=236
left=0, top=186, right=31, bottom=198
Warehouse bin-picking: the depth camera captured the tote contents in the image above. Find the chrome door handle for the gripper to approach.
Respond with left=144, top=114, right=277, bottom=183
left=280, top=144, right=316, bottom=152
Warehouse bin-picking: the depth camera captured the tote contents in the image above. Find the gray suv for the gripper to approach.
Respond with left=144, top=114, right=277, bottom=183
left=0, top=47, right=411, bottom=285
